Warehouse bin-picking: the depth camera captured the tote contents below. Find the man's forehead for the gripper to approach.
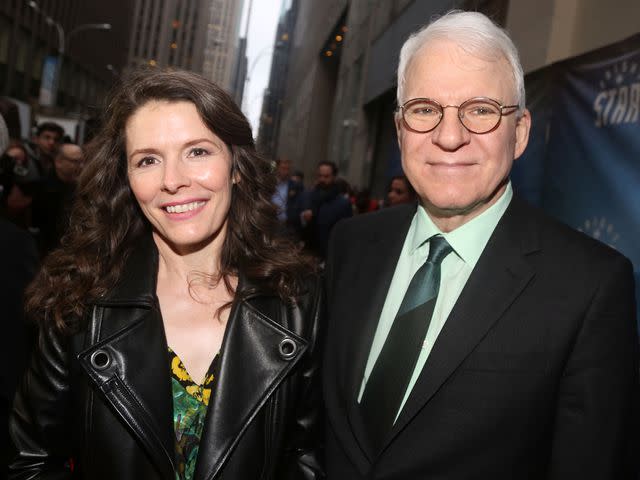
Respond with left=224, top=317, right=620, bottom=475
left=410, top=39, right=509, bottom=73
left=404, top=39, right=515, bottom=99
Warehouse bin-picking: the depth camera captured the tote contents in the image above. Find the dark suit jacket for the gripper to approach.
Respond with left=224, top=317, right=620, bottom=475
left=285, top=179, right=305, bottom=223
left=302, top=185, right=352, bottom=258
left=323, top=197, right=639, bottom=479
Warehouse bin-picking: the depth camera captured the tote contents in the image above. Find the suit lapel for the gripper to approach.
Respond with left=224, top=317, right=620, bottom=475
left=194, top=292, right=308, bottom=480
left=388, top=198, right=539, bottom=445
left=344, top=214, right=412, bottom=405
left=329, top=206, right=415, bottom=467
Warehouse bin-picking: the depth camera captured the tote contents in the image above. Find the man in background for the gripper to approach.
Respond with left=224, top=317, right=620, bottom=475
left=32, top=143, right=84, bottom=253
left=301, top=161, right=352, bottom=259
left=271, top=158, right=305, bottom=239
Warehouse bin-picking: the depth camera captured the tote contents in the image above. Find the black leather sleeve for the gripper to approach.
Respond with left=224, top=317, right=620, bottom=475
left=9, top=324, right=75, bottom=480
left=279, top=275, right=326, bottom=480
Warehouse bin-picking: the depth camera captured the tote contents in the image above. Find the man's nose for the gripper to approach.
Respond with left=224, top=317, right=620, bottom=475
left=430, top=107, right=470, bottom=151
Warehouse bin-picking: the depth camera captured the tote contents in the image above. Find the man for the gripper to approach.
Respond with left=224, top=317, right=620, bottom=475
left=323, top=11, right=638, bottom=479
left=301, top=161, right=352, bottom=258
left=32, top=143, right=83, bottom=253
left=271, top=158, right=304, bottom=237
left=24, top=122, right=64, bottom=177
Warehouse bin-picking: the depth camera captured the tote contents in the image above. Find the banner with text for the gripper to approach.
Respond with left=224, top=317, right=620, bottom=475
left=513, top=34, right=640, bottom=329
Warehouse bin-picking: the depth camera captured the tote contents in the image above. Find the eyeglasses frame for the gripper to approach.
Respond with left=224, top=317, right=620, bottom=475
left=398, top=96, right=520, bottom=134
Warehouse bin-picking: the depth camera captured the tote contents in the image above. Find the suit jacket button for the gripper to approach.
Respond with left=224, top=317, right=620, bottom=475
left=278, top=337, right=298, bottom=360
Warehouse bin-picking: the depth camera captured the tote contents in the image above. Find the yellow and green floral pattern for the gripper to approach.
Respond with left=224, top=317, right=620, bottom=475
left=169, top=347, right=218, bottom=480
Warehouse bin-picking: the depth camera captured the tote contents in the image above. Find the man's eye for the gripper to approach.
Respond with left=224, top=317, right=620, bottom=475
left=468, top=105, right=498, bottom=116
left=412, top=106, right=437, bottom=116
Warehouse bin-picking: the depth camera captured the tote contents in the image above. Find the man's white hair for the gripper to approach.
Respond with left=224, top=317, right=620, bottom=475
left=396, top=10, right=525, bottom=111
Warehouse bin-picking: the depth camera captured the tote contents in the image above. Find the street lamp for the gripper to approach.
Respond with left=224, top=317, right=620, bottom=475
left=28, top=1, right=112, bottom=107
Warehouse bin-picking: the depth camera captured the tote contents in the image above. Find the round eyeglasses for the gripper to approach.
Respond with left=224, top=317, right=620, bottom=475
left=399, top=97, right=519, bottom=134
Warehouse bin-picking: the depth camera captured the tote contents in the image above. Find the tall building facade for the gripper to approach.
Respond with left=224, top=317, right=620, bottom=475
left=127, top=0, right=209, bottom=72
left=202, top=0, right=244, bottom=92
left=256, top=0, right=299, bottom=157
left=230, top=37, right=247, bottom=105
left=1, top=0, right=131, bottom=115
left=277, top=0, right=640, bottom=194
left=126, top=0, right=244, bottom=93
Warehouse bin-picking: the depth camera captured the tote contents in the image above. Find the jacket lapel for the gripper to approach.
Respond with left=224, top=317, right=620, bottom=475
left=345, top=211, right=413, bottom=405
left=329, top=206, right=415, bottom=468
left=78, top=308, right=176, bottom=479
left=77, top=235, right=176, bottom=479
left=387, top=198, right=539, bottom=446
left=194, top=287, right=308, bottom=480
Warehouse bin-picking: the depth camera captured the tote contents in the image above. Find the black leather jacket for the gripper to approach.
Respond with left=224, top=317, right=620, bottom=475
left=9, top=238, right=324, bottom=479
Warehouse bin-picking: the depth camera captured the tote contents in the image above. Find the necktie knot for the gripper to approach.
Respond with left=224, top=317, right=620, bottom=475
left=426, top=235, right=452, bottom=265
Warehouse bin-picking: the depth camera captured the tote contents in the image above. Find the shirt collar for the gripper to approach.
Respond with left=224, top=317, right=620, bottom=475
left=409, top=182, right=513, bottom=268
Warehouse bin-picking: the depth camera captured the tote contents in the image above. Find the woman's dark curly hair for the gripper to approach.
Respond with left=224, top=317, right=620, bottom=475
left=26, top=68, right=316, bottom=332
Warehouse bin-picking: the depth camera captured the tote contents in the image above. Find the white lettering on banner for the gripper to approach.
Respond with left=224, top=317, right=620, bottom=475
left=593, top=60, right=640, bottom=127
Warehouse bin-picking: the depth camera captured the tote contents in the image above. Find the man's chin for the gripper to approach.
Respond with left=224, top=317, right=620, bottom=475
left=421, top=196, right=494, bottom=219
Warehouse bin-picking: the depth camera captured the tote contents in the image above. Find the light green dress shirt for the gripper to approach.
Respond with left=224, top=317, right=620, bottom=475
left=358, top=183, right=514, bottom=422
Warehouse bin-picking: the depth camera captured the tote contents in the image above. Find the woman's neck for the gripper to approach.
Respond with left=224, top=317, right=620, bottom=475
left=153, top=233, right=223, bottom=286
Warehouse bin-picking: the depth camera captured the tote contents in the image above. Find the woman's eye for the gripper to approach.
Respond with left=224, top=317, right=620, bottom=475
left=136, top=156, right=158, bottom=167
left=189, top=147, right=209, bottom=157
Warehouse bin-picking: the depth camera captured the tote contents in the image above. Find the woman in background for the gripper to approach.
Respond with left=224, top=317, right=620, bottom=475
left=386, top=174, right=417, bottom=207
left=10, top=69, right=323, bottom=480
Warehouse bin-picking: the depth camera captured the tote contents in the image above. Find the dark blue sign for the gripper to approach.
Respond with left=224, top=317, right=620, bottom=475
left=514, top=34, right=640, bottom=329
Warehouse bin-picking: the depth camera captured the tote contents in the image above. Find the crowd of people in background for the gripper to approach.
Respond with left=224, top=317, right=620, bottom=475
left=272, top=157, right=418, bottom=260
left=1, top=106, right=84, bottom=256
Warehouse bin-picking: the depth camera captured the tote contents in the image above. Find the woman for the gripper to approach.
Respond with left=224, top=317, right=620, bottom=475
left=386, top=175, right=416, bottom=207
left=9, top=69, right=323, bottom=480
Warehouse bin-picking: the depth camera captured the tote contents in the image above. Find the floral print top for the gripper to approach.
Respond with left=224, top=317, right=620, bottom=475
left=169, top=347, right=219, bottom=480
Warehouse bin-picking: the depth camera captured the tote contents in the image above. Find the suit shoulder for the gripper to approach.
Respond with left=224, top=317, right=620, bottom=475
left=514, top=198, right=631, bottom=268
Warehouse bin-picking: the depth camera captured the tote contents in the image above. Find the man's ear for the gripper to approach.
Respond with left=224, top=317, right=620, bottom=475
left=514, top=108, right=531, bottom=160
